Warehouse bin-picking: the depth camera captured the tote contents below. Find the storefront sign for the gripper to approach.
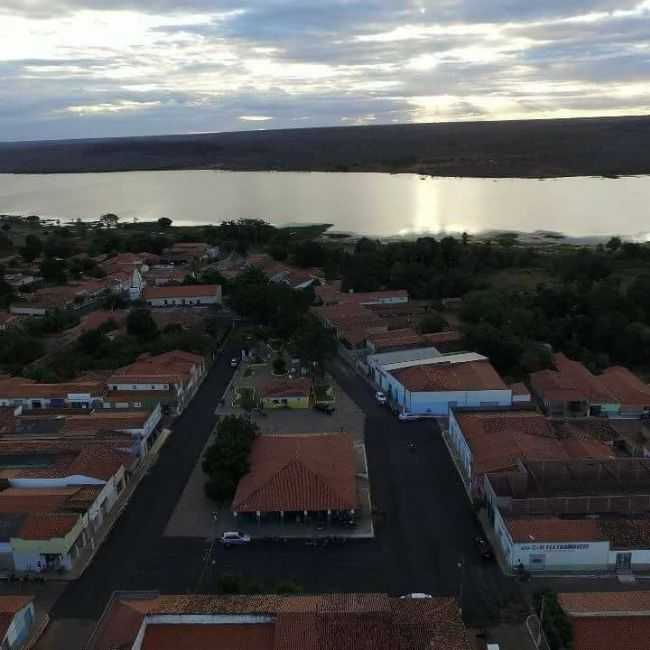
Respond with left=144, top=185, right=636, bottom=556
left=520, top=543, right=590, bottom=552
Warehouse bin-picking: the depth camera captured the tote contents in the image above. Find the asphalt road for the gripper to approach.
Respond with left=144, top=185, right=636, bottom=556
left=45, top=345, right=524, bottom=645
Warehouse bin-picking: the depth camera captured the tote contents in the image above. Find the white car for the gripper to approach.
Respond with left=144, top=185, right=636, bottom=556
left=230, top=357, right=240, bottom=368
left=221, top=531, right=251, bottom=546
left=400, top=593, right=433, bottom=599
left=375, top=391, right=387, bottom=405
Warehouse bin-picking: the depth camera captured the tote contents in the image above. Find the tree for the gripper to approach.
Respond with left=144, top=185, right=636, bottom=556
left=78, top=328, right=110, bottom=355
left=606, top=236, right=622, bottom=252
left=126, top=308, right=159, bottom=341
left=203, top=416, right=259, bottom=502
left=417, top=313, right=447, bottom=334
left=291, top=317, right=337, bottom=366
left=100, top=213, right=119, bottom=228
left=39, top=257, right=67, bottom=283
left=158, top=217, right=173, bottom=228
left=273, top=357, right=287, bottom=375
left=21, top=234, right=42, bottom=262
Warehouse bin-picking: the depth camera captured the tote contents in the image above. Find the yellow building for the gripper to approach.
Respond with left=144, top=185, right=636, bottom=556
left=260, top=378, right=312, bottom=409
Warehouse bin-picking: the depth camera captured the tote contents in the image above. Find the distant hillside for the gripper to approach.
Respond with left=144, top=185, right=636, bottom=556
left=1, top=115, right=649, bottom=177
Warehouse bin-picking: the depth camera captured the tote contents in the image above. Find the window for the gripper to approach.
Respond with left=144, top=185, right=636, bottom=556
left=134, top=402, right=142, bottom=408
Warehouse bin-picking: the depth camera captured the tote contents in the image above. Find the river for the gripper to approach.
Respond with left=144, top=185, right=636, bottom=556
left=0, top=170, right=648, bottom=239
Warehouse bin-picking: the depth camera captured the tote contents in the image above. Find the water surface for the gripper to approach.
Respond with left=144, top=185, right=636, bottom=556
left=0, top=170, right=648, bottom=239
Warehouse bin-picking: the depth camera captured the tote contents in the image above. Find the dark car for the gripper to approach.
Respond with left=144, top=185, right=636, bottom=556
left=314, top=403, right=335, bottom=415
left=474, top=536, right=494, bottom=560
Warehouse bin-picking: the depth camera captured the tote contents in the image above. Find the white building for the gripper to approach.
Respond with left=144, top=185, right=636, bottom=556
left=0, top=378, right=106, bottom=409
left=484, top=460, right=650, bottom=574
left=373, top=352, right=512, bottom=417
left=142, top=284, right=221, bottom=307
left=0, top=441, right=134, bottom=574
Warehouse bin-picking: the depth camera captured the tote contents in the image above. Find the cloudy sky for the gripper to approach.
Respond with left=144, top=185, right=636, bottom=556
left=1, top=0, right=650, bottom=141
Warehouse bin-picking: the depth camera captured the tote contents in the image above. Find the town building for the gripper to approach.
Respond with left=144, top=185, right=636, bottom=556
left=558, top=591, right=650, bottom=650
left=246, top=253, right=321, bottom=289
left=0, top=439, right=135, bottom=573
left=0, top=376, right=106, bottom=409
left=0, top=595, right=35, bottom=649
left=530, top=353, right=650, bottom=418
left=87, top=591, right=471, bottom=650
left=365, top=328, right=427, bottom=354
left=232, top=433, right=359, bottom=523
left=0, top=405, right=162, bottom=457
left=142, top=284, right=221, bottom=307
left=484, top=458, right=650, bottom=573
left=106, top=350, right=206, bottom=415
left=447, top=409, right=612, bottom=495
left=373, top=352, right=512, bottom=417
left=259, top=377, right=312, bottom=409
left=312, top=288, right=410, bottom=349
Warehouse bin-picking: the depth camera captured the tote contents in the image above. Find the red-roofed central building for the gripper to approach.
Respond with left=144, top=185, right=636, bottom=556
left=232, top=433, right=359, bottom=521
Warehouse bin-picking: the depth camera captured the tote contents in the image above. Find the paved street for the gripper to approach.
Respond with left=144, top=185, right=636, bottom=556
left=38, top=346, right=524, bottom=648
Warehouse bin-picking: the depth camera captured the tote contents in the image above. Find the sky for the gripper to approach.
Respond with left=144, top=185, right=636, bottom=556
left=1, top=0, right=649, bottom=141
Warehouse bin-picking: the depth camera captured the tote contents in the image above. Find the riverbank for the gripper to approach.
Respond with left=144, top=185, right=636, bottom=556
left=1, top=115, right=650, bottom=177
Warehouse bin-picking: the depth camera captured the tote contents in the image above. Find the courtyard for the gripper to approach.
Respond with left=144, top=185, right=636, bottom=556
left=164, top=374, right=373, bottom=539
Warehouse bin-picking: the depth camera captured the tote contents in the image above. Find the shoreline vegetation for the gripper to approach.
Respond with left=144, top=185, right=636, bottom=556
left=1, top=115, right=650, bottom=177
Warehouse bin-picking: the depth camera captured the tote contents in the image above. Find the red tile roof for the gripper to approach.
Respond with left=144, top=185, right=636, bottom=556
left=314, top=287, right=408, bottom=306
left=392, top=360, right=507, bottom=392
left=80, top=310, right=128, bottom=332
left=232, top=434, right=359, bottom=513
left=143, top=284, right=220, bottom=300
left=142, top=623, right=275, bottom=650
left=108, top=350, right=203, bottom=386
left=509, top=382, right=530, bottom=396
left=0, top=376, right=105, bottom=400
left=366, top=328, right=426, bottom=351
left=506, top=517, right=608, bottom=543
left=16, top=513, right=79, bottom=540
left=421, top=330, right=463, bottom=345
left=0, top=595, right=34, bottom=614
left=261, top=378, right=312, bottom=399
left=530, top=353, right=615, bottom=403
left=61, top=410, right=152, bottom=434
left=597, top=366, right=650, bottom=406
left=558, top=591, right=650, bottom=650
left=90, top=593, right=471, bottom=650
left=0, top=439, right=133, bottom=481
left=0, top=596, right=33, bottom=641
left=559, top=591, right=650, bottom=615
left=454, top=410, right=612, bottom=474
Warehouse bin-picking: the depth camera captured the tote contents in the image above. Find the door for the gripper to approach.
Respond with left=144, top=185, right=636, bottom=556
left=616, top=552, right=632, bottom=570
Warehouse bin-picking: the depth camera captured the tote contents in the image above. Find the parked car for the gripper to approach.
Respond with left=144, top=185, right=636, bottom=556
left=221, top=531, right=251, bottom=546
left=375, top=391, right=387, bottom=405
left=314, top=403, right=335, bottom=415
left=230, top=357, right=240, bottom=368
left=474, top=536, right=494, bottom=560
left=400, top=593, right=433, bottom=599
